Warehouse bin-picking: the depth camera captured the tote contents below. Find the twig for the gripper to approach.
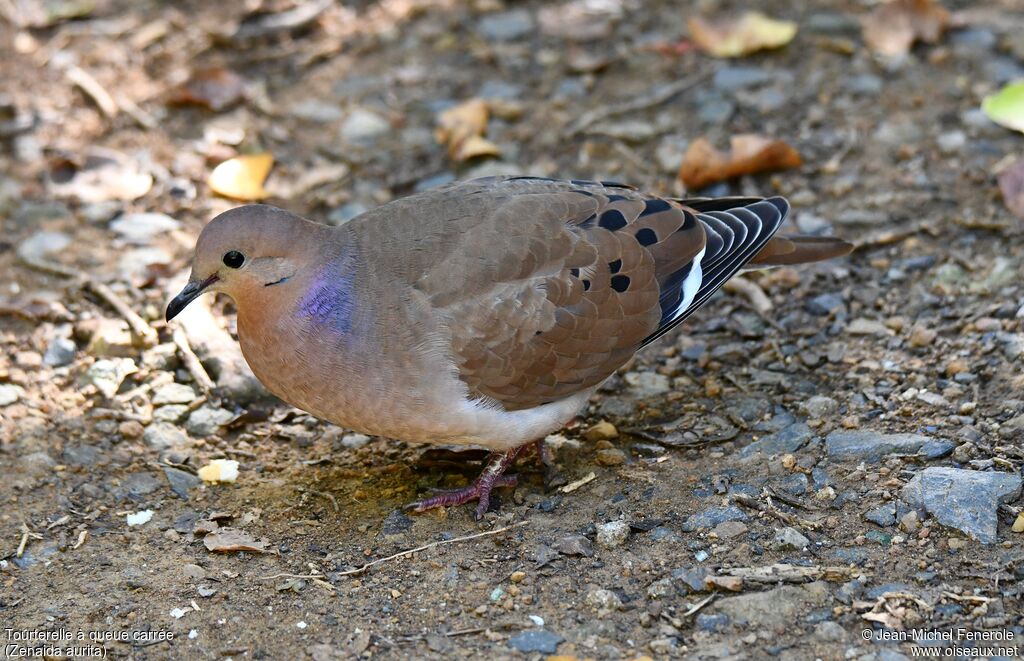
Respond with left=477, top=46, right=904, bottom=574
left=721, top=563, right=865, bottom=584
left=682, top=593, right=717, bottom=617
left=560, top=471, right=596, bottom=493
left=172, top=328, right=215, bottom=393
left=65, top=65, right=119, bottom=119
left=723, top=277, right=772, bottom=314
left=732, top=494, right=822, bottom=530
left=567, top=70, right=711, bottom=135
left=854, top=221, right=938, bottom=252
left=19, top=250, right=158, bottom=347
left=335, top=521, right=529, bottom=577
left=300, top=487, right=339, bottom=512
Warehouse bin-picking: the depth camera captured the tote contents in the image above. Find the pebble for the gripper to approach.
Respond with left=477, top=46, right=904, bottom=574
left=86, top=319, right=135, bottom=357
left=152, top=382, right=197, bottom=405
left=506, top=630, right=562, bottom=654
left=43, top=335, right=76, bottom=367
left=846, top=318, right=891, bottom=336
left=696, top=613, right=731, bottom=632
left=647, top=577, right=674, bottom=599
left=478, top=9, right=534, bottom=41
left=380, top=510, right=413, bottom=536
left=186, top=406, right=234, bottom=436
left=584, top=588, right=622, bottom=616
left=595, top=447, right=626, bottom=466
left=825, top=430, right=954, bottom=463
left=143, top=422, right=188, bottom=450
left=154, top=405, right=189, bottom=423
left=712, top=67, right=775, bottom=91
left=740, top=422, right=814, bottom=458
left=340, top=109, right=390, bottom=144
left=0, top=384, right=24, bottom=406
left=595, top=520, right=630, bottom=548
left=623, top=371, right=670, bottom=397
left=801, top=396, right=838, bottom=419
left=806, top=293, right=844, bottom=316
left=340, top=433, right=371, bottom=449
left=865, top=502, right=897, bottom=527
left=909, top=325, right=937, bottom=347
left=681, top=506, right=748, bottom=531
left=85, top=357, right=137, bottom=398
left=900, top=467, right=1022, bottom=544
left=553, top=534, right=593, bottom=557
left=813, top=621, right=847, bottom=641
left=109, top=212, right=180, bottom=244
left=713, top=582, right=829, bottom=628
left=774, top=526, right=810, bottom=551
left=713, top=520, right=748, bottom=539
left=583, top=420, right=618, bottom=441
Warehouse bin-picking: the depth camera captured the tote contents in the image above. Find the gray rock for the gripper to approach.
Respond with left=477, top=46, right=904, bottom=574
left=647, top=577, right=674, bottom=599
left=115, top=472, right=162, bottom=500
left=780, top=473, right=809, bottom=496
left=595, top=520, right=630, bottom=548
left=340, top=433, right=371, bottom=449
left=288, top=100, right=343, bottom=123
left=153, top=405, right=189, bottom=423
left=109, top=212, right=180, bottom=244
left=152, top=382, right=196, bottom=405
left=85, top=358, right=137, bottom=398
left=340, top=109, right=390, bottom=144
left=62, top=445, right=100, bottom=466
left=163, top=466, right=200, bottom=500
left=585, top=588, right=622, bottom=615
left=380, top=510, right=413, bottom=536
left=802, top=396, right=838, bottom=419
left=478, top=9, right=534, bottom=41
left=713, top=582, right=830, bottom=628
left=899, top=467, right=1022, bottom=544
left=185, top=406, right=234, bottom=436
left=681, top=505, right=749, bottom=531
left=553, top=534, right=594, bottom=557
left=741, top=422, right=814, bottom=458
left=507, top=630, right=562, bottom=654
left=671, top=567, right=709, bottom=593
left=773, top=526, right=810, bottom=551
left=806, top=293, right=844, bottom=316
left=623, top=371, right=670, bottom=397
left=813, top=621, right=847, bottom=641
left=696, top=613, right=730, bottom=632
left=143, top=422, right=188, bottom=450
left=864, top=502, right=897, bottom=527
left=44, top=336, right=76, bottom=367
left=825, top=430, right=954, bottom=463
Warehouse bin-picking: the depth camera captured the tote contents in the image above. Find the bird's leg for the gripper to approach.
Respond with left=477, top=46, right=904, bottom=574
left=407, top=445, right=526, bottom=520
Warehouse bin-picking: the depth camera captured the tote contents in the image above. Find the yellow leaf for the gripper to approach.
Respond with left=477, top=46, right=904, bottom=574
left=208, top=153, right=274, bottom=200
left=435, top=99, right=501, bottom=162
left=689, top=11, right=797, bottom=58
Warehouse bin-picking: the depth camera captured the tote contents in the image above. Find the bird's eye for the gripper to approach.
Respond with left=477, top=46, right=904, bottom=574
left=222, top=251, right=245, bottom=269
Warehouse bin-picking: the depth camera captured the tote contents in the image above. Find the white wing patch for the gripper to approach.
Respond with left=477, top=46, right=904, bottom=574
left=666, top=246, right=705, bottom=325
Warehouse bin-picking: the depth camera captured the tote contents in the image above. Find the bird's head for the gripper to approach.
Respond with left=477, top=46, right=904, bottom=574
left=165, top=204, right=327, bottom=321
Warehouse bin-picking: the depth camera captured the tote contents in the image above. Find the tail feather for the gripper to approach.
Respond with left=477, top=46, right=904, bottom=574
left=746, top=235, right=853, bottom=267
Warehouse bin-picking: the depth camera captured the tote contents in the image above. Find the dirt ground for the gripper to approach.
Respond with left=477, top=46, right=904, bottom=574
left=2, top=0, right=1024, bottom=659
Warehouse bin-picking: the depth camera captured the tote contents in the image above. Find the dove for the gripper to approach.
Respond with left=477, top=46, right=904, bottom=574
left=167, top=176, right=852, bottom=519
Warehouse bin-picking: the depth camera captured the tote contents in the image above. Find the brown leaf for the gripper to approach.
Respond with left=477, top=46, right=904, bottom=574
left=169, top=68, right=246, bottom=112
left=203, top=527, right=275, bottom=554
left=862, top=0, right=950, bottom=57
left=688, top=12, right=798, bottom=58
left=678, top=135, right=803, bottom=190
left=435, top=99, right=501, bottom=162
left=998, top=158, right=1024, bottom=220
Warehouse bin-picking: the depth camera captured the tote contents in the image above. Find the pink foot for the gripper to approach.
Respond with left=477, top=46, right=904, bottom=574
left=407, top=446, right=525, bottom=519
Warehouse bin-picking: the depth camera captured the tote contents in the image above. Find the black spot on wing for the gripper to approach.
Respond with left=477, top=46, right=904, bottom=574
left=608, top=259, right=622, bottom=274
left=606, top=194, right=628, bottom=202
left=582, top=279, right=591, bottom=291
left=507, top=176, right=555, bottom=182
left=599, top=210, right=628, bottom=231
left=571, top=179, right=597, bottom=186
left=600, top=180, right=636, bottom=189
left=570, top=267, right=580, bottom=278
left=640, top=198, right=672, bottom=216
left=610, top=275, right=630, bottom=292
left=635, top=228, right=658, bottom=246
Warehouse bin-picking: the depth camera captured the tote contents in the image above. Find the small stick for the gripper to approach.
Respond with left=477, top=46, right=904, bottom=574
left=335, top=521, right=529, bottom=578
left=172, top=327, right=215, bottom=393
left=568, top=71, right=711, bottom=135
left=723, top=277, right=772, bottom=314
left=73, top=530, right=88, bottom=550
left=682, top=593, right=716, bottom=618
left=560, top=471, right=596, bottom=494
left=66, top=65, right=119, bottom=118
left=19, top=251, right=157, bottom=347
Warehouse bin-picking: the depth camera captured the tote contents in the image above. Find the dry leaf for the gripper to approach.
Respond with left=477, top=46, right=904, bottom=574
left=435, top=99, right=501, bottom=162
left=678, top=135, right=803, bottom=190
left=688, top=12, right=798, bottom=58
left=862, top=0, right=950, bottom=57
left=998, top=158, right=1024, bottom=220
left=203, top=527, right=274, bottom=553
left=208, top=153, right=274, bottom=200
left=981, top=81, right=1024, bottom=134
left=198, top=459, right=239, bottom=483
left=168, top=68, right=246, bottom=112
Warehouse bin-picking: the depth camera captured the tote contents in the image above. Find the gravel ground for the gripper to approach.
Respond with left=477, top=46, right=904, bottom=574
left=2, top=1, right=1024, bottom=659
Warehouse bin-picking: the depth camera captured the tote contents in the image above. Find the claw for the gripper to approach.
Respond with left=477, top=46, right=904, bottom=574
left=406, top=446, right=526, bottom=519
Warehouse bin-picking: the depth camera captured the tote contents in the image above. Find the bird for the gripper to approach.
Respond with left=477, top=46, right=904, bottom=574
left=166, top=175, right=852, bottom=519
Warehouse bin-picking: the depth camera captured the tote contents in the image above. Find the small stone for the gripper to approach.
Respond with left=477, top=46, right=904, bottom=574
left=1012, top=513, right=1024, bottom=533
left=152, top=382, right=197, bottom=405
left=340, top=109, right=390, bottom=144
left=900, top=467, right=1022, bottom=544
left=119, top=420, right=144, bottom=439
left=185, top=406, right=234, bottom=436
left=86, top=319, right=135, bottom=357
left=801, top=396, right=838, bottom=419
left=0, top=384, right=24, bottom=406
left=623, top=371, right=670, bottom=397
left=773, top=526, right=810, bottom=551
left=813, top=621, right=847, bottom=642
left=865, top=502, right=897, bottom=527
left=806, top=293, right=844, bottom=316
left=553, top=534, right=593, bottom=557
left=909, top=324, right=937, bottom=347
left=682, top=506, right=749, bottom=531
left=143, top=422, right=188, bottom=450
left=380, top=510, right=413, bottom=536
left=478, top=9, right=534, bottom=41
left=153, top=405, right=189, bottom=423
left=825, top=430, right=953, bottom=463
left=85, top=357, right=137, bottom=398
left=341, top=433, right=371, bottom=449
left=584, top=588, right=622, bottom=616
left=713, top=520, right=748, bottom=539
left=713, top=582, right=829, bottom=628
left=583, top=420, right=618, bottom=441
left=43, top=336, right=76, bottom=367
left=506, top=630, right=562, bottom=654
left=846, top=318, right=891, bottom=336
left=595, top=520, right=630, bottom=548
left=510, top=571, right=526, bottom=583
left=647, top=577, right=674, bottom=599
left=109, top=212, right=180, bottom=244
left=900, top=510, right=920, bottom=533
left=741, top=422, right=814, bottom=458
left=595, top=447, right=626, bottom=466
left=696, top=613, right=731, bottom=632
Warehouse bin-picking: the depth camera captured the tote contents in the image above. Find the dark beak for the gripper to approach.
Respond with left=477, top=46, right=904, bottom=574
left=166, top=275, right=218, bottom=322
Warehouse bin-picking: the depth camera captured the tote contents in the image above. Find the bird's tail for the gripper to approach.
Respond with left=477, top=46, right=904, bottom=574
left=744, top=235, right=853, bottom=268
